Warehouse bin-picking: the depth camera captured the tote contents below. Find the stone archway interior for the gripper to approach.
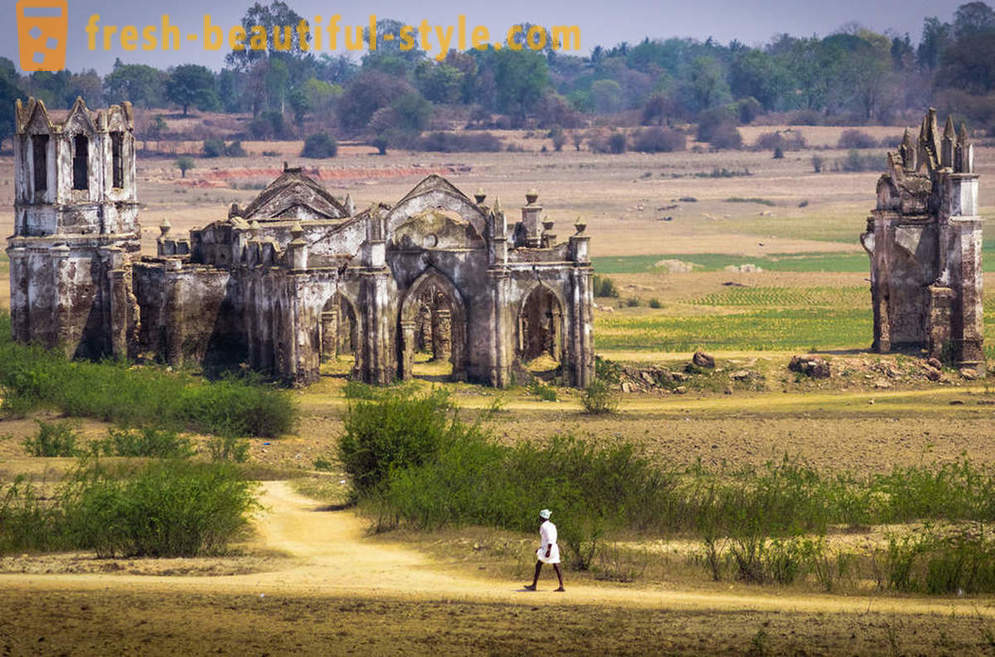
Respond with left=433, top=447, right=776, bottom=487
left=320, top=294, right=358, bottom=362
left=520, top=286, right=562, bottom=364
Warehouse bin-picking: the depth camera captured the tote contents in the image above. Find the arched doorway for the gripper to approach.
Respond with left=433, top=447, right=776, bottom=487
left=319, top=293, right=360, bottom=376
left=519, top=285, right=563, bottom=368
left=399, top=270, right=467, bottom=381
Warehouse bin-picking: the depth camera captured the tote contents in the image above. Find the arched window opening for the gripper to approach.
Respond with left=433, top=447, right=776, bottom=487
left=111, top=132, right=124, bottom=189
left=32, top=134, right=48, bottom=197
left=72, top=135, right=89, bottom=191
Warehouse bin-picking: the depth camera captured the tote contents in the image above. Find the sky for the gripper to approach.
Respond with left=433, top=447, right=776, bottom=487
left=5, top=0, right=967, bottom=74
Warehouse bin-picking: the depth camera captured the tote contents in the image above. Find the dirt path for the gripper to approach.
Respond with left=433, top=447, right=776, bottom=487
left=3, top=481, right=995, bottom=619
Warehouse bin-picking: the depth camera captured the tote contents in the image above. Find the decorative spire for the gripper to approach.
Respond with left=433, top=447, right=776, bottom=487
left=474, top=187, right=486, bottom=204
left=944, top=115, right=955, bottom=139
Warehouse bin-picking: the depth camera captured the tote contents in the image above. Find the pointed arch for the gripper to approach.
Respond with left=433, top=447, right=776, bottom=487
left=398, top=267, right=468, bottom=381
left=518, top=282, right=566, bottom=364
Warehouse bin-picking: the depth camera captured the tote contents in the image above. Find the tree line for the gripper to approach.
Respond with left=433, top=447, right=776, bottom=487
left=2, top=0, right=995, bottom=149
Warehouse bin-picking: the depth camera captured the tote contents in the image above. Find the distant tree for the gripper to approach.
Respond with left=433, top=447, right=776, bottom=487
left=67, top=70, right=104, bottom=106
left=338, top=71, right=414, bottom=132
left=414, top=62, right=464, bottom=104
left=918, top=17, right=953, bottom=69
left=0, top=58, right=22, bottom=146
left=104, top=60, right=166, bottom=108
left=390, top=92, right=433, bottom=132
left=491, top=48, right=550, bottom=122
left=371, top=135, right=388, bottom=155
left=549, top=125, right=566, bottom=151
left=175, top=157, right=194, bottom=178
left=685, top=56, right=732, bottom=112
left=590, top=79, right=623, bottom=114
left=954, top=1, right=995, bottom=38
left=729, top=50, right=792, bottom=111
left=225, top=1, right=306, bottom=71
left=166, top=65, right=220, bottom=116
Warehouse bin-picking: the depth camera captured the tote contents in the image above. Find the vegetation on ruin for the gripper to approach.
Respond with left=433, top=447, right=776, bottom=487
left=0, top=313, right=296, bottom=438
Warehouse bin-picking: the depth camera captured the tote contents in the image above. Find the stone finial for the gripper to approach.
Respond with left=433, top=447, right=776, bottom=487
left=525, top=188, right=539, bottom=205
left=899, top=128, right=916, bottom=171
left=474, top=188, right=486, bottom=204
left=291, top=221, right=305, bottom=239
left=250, top=220, right=261, bottom=237
left=944, top=115, right=955, bottom=139
left=344, top=193, right=355, bottom=216
left=543, top=220, right=555, bottom=232
left=159, top=218, right=171, bottom=237
left=575, top=219, right=586, bottom=234
left=958, top=122, right=970, bottom=146
left=229, top=202, right=241, bottom=219
left=492, top=197, right=502, bottom=214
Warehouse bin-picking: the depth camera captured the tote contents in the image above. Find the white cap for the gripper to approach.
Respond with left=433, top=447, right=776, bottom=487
left=539, top=509, right=551, bottom=519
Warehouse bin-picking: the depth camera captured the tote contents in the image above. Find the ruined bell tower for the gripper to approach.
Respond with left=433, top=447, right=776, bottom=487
left=7, top=97, right=140, bottom=358
left=861, top=109, right=984, bottom=372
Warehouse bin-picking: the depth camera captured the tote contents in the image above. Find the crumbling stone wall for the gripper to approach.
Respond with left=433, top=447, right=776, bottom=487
left=9, top=99, right=595, bottom=390
left=861, top=109, right=984, bottom=372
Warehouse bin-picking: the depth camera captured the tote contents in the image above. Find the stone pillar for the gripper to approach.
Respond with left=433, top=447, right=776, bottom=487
left=570, top=267, right=594, bottom=387
left=521, top=189, right=543, bottom=248
left=321, top=308, right=338, bottom=362
left=486, top=269, right=511, bottom=387
left=164, top=260, right=184, bottom=367
left=432, top=308, right=452, bottom=362
left=400, top=319, right=416, bottom=380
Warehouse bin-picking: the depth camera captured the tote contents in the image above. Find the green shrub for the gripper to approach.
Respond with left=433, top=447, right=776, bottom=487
left=527, top=380, right=558, bottom=402
left=202, top=138, right=225, bottom=158
left=208, top=436, right=250, bottom=463
left=581, top=379, right=619, bottom=415
left=1, top=460, right=258, bottom=558
left=0, top=313, right=296, bottom=438
left=648, top=298, right=662, bottom=309
left=61, top=459, right=259, bottom=557
left=24, top=420, right=81, bottom=457
left=592, top=275, right=620, bottom=298
left=94, top=427, right=193, bottom=459
left=301, top=133, right=338, bottom=158
left=625, top=297, right=640, bottom=307
left=339, top=389, right=478, bottom=497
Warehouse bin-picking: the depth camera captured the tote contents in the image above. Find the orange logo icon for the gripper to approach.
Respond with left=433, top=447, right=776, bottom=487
left=17, top=0, right=68, bottom=72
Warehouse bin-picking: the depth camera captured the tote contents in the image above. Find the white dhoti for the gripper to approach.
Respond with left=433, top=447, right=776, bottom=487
left=536, top=544, right=560, bottom=564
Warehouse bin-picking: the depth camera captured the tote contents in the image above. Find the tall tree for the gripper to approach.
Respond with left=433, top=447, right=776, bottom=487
left=165, top=65, right=220, bottom=116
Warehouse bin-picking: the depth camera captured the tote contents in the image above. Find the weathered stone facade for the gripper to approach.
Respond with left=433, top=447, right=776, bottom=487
left=8, top=98, right=595, bottom=388
left=861, top=109, right=984, bottom=372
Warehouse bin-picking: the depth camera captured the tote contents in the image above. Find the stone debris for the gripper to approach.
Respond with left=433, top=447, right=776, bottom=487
left=692, top=350, right=716, bottom=369
left=788, top=355, right=831, bottom=379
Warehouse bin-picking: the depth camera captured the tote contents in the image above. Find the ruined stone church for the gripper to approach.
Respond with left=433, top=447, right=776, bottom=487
left=861, top=109, right=984, bottom=372
left=7, top=98, right=595, bottom=387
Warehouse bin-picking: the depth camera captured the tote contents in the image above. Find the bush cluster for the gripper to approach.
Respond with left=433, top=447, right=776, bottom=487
left=0, top=313, right=296, bottom=438
left=0, top=460, right=258, bottom=557
left=301, top=133, right=338, bottom=158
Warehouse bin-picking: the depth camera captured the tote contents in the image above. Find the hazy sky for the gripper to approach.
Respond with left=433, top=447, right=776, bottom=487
left=5, top=0, right=966, bottom=73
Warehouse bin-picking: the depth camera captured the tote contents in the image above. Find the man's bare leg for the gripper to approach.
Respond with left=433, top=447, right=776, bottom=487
left=524, top=561, right=542, bottom=590
left=553, top=564, right=565, bottom=591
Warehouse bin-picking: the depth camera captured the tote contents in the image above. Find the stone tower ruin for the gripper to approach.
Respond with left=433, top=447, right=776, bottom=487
left=7, top=97, right=139, bottom=359
left=861, top=108, right=984, bottom=372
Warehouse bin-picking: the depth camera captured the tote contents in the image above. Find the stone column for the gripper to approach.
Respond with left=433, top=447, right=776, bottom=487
left=432, top=308, right=452, bottom=362
left=400, top=319, right=416, bottom=380
left=321, top=308, right=338, bottom=362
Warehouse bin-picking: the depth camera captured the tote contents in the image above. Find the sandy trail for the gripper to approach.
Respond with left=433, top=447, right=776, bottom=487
left=3, top=481, right=995, bottom=618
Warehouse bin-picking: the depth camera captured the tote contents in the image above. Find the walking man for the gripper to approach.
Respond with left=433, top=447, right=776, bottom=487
left=524, top=509, right=565, bottom=592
